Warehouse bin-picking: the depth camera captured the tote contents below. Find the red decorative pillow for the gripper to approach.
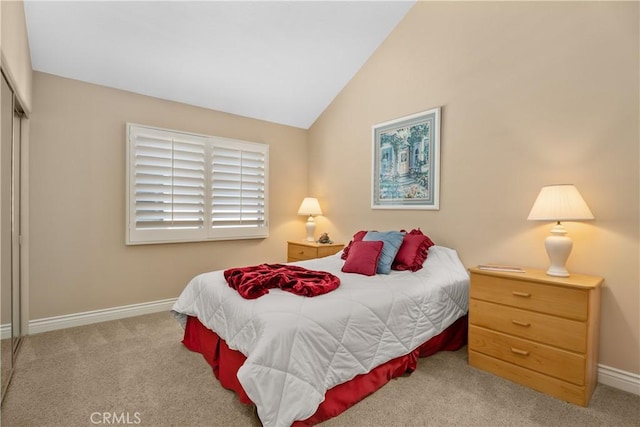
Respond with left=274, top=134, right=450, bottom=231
left=340, top=230, right=368, bottom=260
left=341, top=240, right=384, bottom=276
left=392, top=228, right=435, bottom=272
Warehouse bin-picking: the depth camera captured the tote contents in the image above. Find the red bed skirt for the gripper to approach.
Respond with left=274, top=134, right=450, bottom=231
left=182, top=314, right=468, bottom=425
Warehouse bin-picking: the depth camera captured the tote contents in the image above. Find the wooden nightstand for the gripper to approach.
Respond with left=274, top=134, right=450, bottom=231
left=287, top=241, right=344, bottom=262
left=467, top=267, right=603, bottom=406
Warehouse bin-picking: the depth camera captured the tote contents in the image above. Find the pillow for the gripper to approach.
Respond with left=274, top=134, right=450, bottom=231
left=340, top=230, right=368, bottom=260
left=363, top=231, right=405, bottom=274
left=392, top=228, right=435, bottom=272
left=341, top=240, right=384, bottom=276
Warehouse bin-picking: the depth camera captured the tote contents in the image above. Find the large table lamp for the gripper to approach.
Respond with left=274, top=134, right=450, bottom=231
left=297, top=197, right=323, bottom=242
left=527, top=184, right=594, bottom=277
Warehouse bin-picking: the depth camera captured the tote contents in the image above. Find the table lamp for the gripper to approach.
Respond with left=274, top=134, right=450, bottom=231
left=527, top=184, right=594, bottom=277
left=297, top=197, right=323, bottom=242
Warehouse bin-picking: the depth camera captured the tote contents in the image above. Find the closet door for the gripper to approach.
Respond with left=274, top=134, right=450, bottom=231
left=1, top=71, right=23, bottom=402
left=11, top=104, right=21, bottom=350
left=1, top=72, right=13, bottom=401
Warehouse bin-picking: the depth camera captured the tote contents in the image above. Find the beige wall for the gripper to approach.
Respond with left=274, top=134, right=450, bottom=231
left=1, top=0, right=32, bottom=113
left=308, top=2, right=639, bottom=374
left=29, top=72, right=308, bottom=319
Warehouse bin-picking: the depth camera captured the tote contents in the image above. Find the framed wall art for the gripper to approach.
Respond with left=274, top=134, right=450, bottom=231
left=371, top=107, right=441, bottom=210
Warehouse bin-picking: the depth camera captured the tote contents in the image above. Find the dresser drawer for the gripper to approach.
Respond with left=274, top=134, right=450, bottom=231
left=469, top=299, right=587, bottom=353
left=468, top=350, right=588, bottom=406
left=468, top=325, right=585, bottom=386
left=470, top=273, right=588, bottom=321
left=288, top=243, right=317, bottom=261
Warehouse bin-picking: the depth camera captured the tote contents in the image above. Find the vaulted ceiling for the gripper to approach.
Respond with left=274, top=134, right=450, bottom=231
left=24, top=1, right=414, bottom=129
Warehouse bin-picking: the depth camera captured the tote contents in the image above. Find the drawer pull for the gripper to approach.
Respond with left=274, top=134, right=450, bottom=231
left=512, top=291, right=531, bottom=298
left=510, top=347, right=529, bottom=356
left=511, top=319, right=531, bottom=327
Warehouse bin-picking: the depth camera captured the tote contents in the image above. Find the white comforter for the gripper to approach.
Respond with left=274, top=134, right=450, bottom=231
left=172, top=245, right=469, bottom=427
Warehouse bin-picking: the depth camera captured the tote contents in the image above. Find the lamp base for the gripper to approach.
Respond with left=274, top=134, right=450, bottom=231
left=544, top=223, right=572, bottom=277
left=546, top=264, right=570, bottom=278
left=305, top=216, right=316, bottom=242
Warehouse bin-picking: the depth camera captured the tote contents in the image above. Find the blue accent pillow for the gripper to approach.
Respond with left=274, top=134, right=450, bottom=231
left=363, top=231, right=405, bottom=274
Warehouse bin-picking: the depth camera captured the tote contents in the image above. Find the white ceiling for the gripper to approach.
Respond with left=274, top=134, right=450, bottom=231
left=24, top=1, right=414, bottom=129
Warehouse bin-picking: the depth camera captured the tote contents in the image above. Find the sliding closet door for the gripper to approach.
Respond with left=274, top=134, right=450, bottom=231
left=1, top=70, right=23, bottom=402
left=11, top=105, right=21, bottom=349
left=0, top=73, right=13, bottom=400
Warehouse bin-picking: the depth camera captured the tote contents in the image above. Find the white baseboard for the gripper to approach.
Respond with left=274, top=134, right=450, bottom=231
left=598, top=364, right=640, bottom=396
left=28, top=298, right=177, bottom=335
left=20, top=299, right=640, bottom=398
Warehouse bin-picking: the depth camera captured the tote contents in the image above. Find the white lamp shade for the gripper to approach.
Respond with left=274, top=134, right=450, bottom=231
left=528, top=184, right=594, bottom=277
left=297, top=197, right=323, bottom=216
left=527, top=185, right=594, bottom=221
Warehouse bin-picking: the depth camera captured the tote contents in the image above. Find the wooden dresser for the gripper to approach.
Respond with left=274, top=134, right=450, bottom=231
left=287, top=241, right=344, bottom=262
left=467, top=267, right=603, bottom=406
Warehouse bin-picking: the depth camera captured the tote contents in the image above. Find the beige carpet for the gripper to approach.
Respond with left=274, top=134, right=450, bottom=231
left=1, top=337, right=13, bottom=401
left=1, top=312, right=638, bottom=426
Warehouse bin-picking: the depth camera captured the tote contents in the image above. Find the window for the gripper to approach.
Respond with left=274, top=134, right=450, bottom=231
left=126, top=124, right=269, bottom=244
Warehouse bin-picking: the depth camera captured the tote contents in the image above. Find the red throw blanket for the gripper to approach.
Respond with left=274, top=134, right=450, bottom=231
left=223, top=264, right=340, bottom=299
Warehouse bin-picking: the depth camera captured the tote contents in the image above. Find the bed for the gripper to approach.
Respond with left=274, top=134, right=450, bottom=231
left=172, top=242, right=469, bottom=427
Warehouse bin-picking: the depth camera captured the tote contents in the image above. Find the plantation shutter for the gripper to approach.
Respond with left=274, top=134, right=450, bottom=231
left=126, top=124, right=269, bottom=244
left=210, top=140, right=268, bottom=238
left=132, top=129, right=206, bottom=230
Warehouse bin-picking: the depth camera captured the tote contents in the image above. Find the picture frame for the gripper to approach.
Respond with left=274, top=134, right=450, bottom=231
left=371, top=107, right=441, bottom=210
